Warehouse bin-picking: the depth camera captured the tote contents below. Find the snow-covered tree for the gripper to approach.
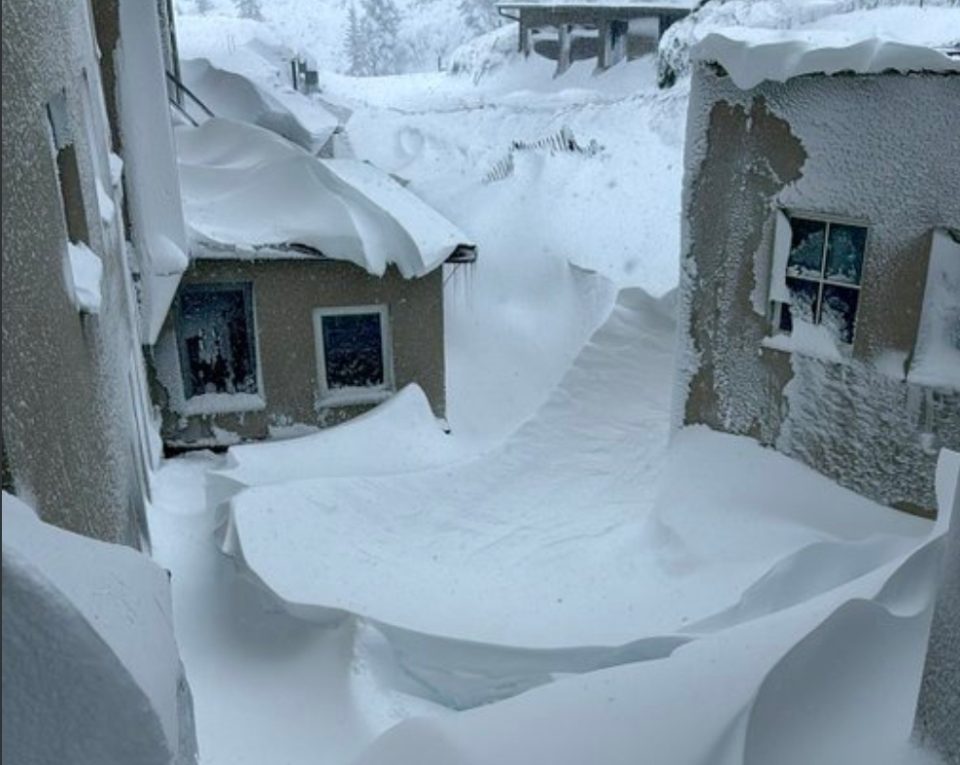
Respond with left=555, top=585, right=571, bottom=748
left=234, top=0, right=264, bottom=21
left=195, top=0, right=213, bottom=15
left=458, top=0, right=501, bottom=36
left=344, top=2, right=373, bottom=75
left=358, top=0, right=406, bottom=75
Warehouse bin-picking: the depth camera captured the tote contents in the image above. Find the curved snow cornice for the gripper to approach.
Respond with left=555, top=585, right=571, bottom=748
left=693, top=28, right=960, bottom=90
left=176, top=118, right=474, bottom=278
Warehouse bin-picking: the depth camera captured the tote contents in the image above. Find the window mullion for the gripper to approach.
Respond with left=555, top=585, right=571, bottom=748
left=815, top=222, right=830, bottom=324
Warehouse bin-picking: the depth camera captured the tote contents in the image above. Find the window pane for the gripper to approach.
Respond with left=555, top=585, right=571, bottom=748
left=787, top=218, right=826, bottom=279
left=779, top=277, right=820, bottom=333
left=322, top=313, right=385, bottom=389
left=821, top=285, right=860, bottom=345
left=178, top=286, right=257, bottom=397
left=825, top=223, right=867, bottom=285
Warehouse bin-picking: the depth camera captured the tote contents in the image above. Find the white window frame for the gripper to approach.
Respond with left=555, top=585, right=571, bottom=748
left=769, top=209, right=870, bottom=347
left=312, top=304, right=395, bottom=407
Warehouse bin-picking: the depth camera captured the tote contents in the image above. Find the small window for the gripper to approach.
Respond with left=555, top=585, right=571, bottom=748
left=772, top=214, right=868, bottom=346
left=46, top=91, right=90, bottom=246
left=176, top=283, right=259, bottom=399
left=313, top=305, right=394, bottom=403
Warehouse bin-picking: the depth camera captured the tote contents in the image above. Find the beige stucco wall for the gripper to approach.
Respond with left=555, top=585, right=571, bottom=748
left=679, top=67, right=960, bottom=517
left=152, top=257, right=446, bottom=446
left=2, top=0, right=146, bottom=545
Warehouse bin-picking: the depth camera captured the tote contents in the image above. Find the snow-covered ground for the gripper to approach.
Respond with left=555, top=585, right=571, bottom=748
left=147, top=5, right=959, bottom=763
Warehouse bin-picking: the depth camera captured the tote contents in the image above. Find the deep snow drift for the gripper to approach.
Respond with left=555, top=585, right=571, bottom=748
left=2, top=493, right=197, bottom=765
left=220, top=288, right=933, bottom=711
left=354, top=456, right=956, bottom=765
left=149, top=4, right=960, bottom=764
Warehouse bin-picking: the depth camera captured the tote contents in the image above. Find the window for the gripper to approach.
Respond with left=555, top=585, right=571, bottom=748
left=771, top=213, right=868, bottom=346
left=176, top=283, right=259, bottom=399
left=313, top=305, right=394, bottom=403
left=46, top=90, right=90, bottom=246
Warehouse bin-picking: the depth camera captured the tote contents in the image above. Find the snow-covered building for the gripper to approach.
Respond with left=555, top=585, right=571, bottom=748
left=150, top=117, right=475, bottom=449
left=1, top=0, right=183, bottom=546
left=497, top=0, right=695, bottom=74
left=676, top=29, right=960, bottom=519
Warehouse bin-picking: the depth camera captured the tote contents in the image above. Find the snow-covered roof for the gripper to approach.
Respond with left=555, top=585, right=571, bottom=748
left=176, top=118, right=475, bottom=278
left=693, top=27, right=960, bottom=90
left=180, top=58, right=338, bottom=152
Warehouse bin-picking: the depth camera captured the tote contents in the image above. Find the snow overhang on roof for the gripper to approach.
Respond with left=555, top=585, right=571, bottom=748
left=175, top=118, right=475, bottom=279
left=692, top=29, right=960, bottom=90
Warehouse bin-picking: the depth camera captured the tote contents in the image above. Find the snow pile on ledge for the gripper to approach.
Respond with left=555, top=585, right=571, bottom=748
left=693, top=25, right=960, bottom=89
left=176, top=118, right=473, bottom=277
left=65, top=241, right=103, bottom=314
left=661, top=3, right=960, bottom=86
left=1, top=492, right=197, bottom=765
left=180, top=57, right=337, bottom=151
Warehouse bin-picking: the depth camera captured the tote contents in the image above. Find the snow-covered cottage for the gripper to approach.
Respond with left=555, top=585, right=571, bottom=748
left=2, top=0, right=184, bottom=547
left=151, top=117, right=475, bottom=449
left=676, top=29, right=960, bottom=518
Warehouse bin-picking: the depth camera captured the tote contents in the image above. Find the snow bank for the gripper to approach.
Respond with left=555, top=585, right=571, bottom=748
left=353, top=452, right=956, bottom=765
left=207, top=384, right=454, bottom=510
left=176, top=118, right=472, bottom=277
left=693, top=26, right=960, bottom=90
left=65, top=241, right=103, bottom=313
left=220, top=289, right=928, bottom=708
left=909, top=229, right=960, bottom=390
left=180, top=57, right=337, bottom=151
left=1, top=492, right=197, bottom=765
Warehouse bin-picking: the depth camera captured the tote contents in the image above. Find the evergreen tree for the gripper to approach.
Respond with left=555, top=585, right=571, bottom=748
left=458, top=0, right=500, bottom=35
left=359, top=0, right=405, bottom=75
left=344, top=2, right=372, bottom=75
left=234, top=0, right=264, bottom=21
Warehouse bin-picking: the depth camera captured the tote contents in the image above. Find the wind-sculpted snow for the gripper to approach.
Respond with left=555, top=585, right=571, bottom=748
left=693, top=27, right=960, bottom=91
left=206, top=384, right=458, bottom=512
left=220, top=288, right=932, bottom=710
left=176, top=118, right=473, bottom=277
left=351, top=455, right=956, bottom=765
left=1, top=493, right=197, bottom=765
left=180, top=57, right=337, bottom=150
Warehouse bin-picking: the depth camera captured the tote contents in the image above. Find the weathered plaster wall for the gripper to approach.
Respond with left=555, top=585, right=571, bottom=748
left=152, top=258, right=446, bottom=446
left=2, top=0, right=145, bottom=545
left=678, top=66, right=960, bottom=517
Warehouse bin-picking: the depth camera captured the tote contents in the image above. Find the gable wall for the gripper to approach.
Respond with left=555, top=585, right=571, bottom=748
left=1, top=0, right=147, bottom=545
left=152, top=258, right=446, bottom=447
left=678, top=66, right=960, bottom=516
